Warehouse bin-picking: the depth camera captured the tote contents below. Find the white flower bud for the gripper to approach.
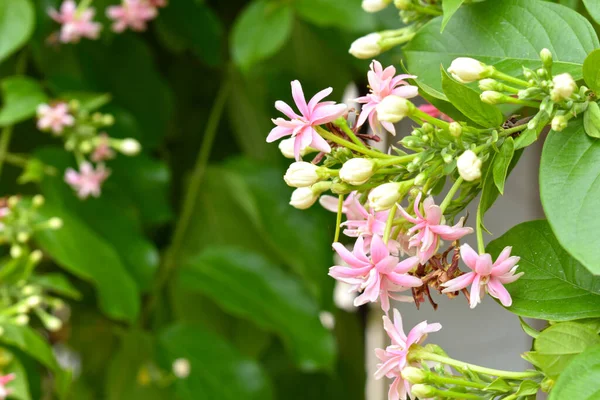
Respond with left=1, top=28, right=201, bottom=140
left=478, top=78, right=500, bottom=91
left=376, top=96, right=414, bottom=123
left=449, top=122, right=462, bottom=137
left=411, top=384, right=437, bottom=398
left=120, top=139, right=141, bottom=155
left=17, top=232, right=30, bottom=243
left=480, top=91, right=505, bottom=105
left=278, top=138, right=296, bottom=159
left=448, top=57, right=490, bottom=83
left=48, top=217, right=63, bottom=230
left=290, top=187, right=319, bottom=210
left=551, top=73, right=577, bottom=102
left=551, top=115, right=568, bottom=132
left=284, top=162, right=321, bottom=188
left=401, top=367, right=427, bottom=384
left=27, top=296, right=42, bottom=307
left=22, top=285, right=36, bottom=296
left=349, top=33, right=382, bottom=59
left=10, top=245, right=22, bottom=259
left=540, top=48, right=553, bottom=66
left=30, top=250, right=43, bottom=263
left=172, top=358, right=191, bottom=378
left=362, top=0, right=391, bottom=12
left=32, top=195, right=45, bottom=207
left=14, top=315, right=29, bottom=326
left=45, top=315, right=63, bottom=332
left=339, top=158, right=375, bottom=186
left=319, top=311, right=335, bottom=330
left=368, top=182, right=402, bottom=211
left=456, top=150, right=482, bottom=182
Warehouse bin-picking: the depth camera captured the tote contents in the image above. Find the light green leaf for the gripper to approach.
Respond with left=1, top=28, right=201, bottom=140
left=29, top=273, right=82, bottom=300
left=540, top=119, right=600, bottom=274
left=441, top=0, right=465, bottom=32
left=583, top=0, right=600, bottom=25
left=231, top=0, right=293, bottom=71
left=514, top=128, right=539, bottom=150
left=514, top=380, right=540, bottom=397
left=0, top=0, right=34, bottom=64
left=0, top=77, right=47, bottom=127
left=0, top=324, right=60, bottom=372
left=158, top=324, right=274, bottom=400
left=6, top=356, right=30, bottom=400
left=519, top=317, right=540, bottom=339
left=178, top=248, right=336, bottom=372
left=405, top=0, right=599, bottom=92
left=493, top=137, right=515, bottom=194
left=441, top=68, right=503, bottom=127
left=486, top=220, right=600, bottom=321
left=584, top=101, right=600, bottom=138
left=295, top=0, right=376, bottom=32
left=583, top=49, right=600, bottom=94
left=548, top=344, right=600, bottom=399
left=407, top=76, right=469, bottom=123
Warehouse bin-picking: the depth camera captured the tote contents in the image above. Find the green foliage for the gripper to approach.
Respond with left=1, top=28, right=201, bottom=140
left=294, top=0, right=376, bottom=32
left=493, top=137, right=515, bottom=195
left=441, top=0, right=465, bottom=32
left=583, top=49, right=600, bottom=94
left=549, top=344, right=600, bottom=399
left=0, top=77, right=47, bottom=127
left=583, top=0, right=600, bottom=25
left=540, top=119, right=600, bottom=274
left=584, top=101, right=600, bottom=138
left=487, top=220, right=600, bottom=320
left=0, top=0, right=34, bottom=64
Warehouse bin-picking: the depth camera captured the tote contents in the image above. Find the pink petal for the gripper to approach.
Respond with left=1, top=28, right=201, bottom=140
left=380, top=120, right=396, bottom=135
left=307, top=87, right=333, bottom=113
left=310, top=104, right=347, bottom=126
left=390, top=85, right=419, bottom=98
left=383, top=309, right=407, bottom=345
left=329, top=265, right=372, bottom=280
left=430, top=224, right=474, bottom=241
left=441, top=272, right=475, bottom=293
left=318, top=195, right=339, bottom=212
left=291, top=80, right=309, bottom=117
left=493, top=246, right=513, bottom=266
left=387, top=273, right=422, bottom=287
left=487, top=277, right=513, bottom=307
left=393, top=256, right=420, bottom=274
left=376, top=255, right=400, bottom=274
left=469, top=274, right=482, bottom=309
left=266, top=126, right=292, bottom=142
left=309, top=129, right=332, bottom=153
left=397, top=205, right=419, bottom=224
left=332, top=242, right=369, bottom=268
left=370, top=234, right=389, bottom=265
left=491, top=256, right=520, bottom=276
left=275, top=100, right=300, bottom=119
left=460, top=243, right=479, bottom=271
left=496, top=268, right=524, bottom=284
left=474, top=253, right=493, bottom=275
left=406, top=320, right=442, bottom=347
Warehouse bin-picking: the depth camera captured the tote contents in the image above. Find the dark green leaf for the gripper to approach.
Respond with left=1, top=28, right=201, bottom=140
left=231, top=0, right=293, bottom=71
left=583, top=49, right=600, bottom=94
left=583, top=0, right=600, bottom=25
left=179, top=248, right=336, bottom=372
left=295, top=0, right=376, bottom=32
left=58, top=92, right=111, bottom=112
left=0, top=77, right=47, bottom=126
left=0, top=324, right=59, bottom=372
left=493, top=137, right=515, bottom=194
left=0, top=0, right=34, bottom=64
left=486, top=220, right=600, bottom=320
left=540, top=119, right=600, bottom=274
left=441, top=0, right=465, bottom=32
left=29, top=273, right=82, bottom=300
left=158, top=324, right=274, bottom=400
left=441, top=68, right=503, bottom=128
left=404, top=74, right=469, bottom=123
left=584, top=101, right=600, bottom=138
left=548, top=344, right=600, bottom=399
left=405, top=0, right=599, bottom=92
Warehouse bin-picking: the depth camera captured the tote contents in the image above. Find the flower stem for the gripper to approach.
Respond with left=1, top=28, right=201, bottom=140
left=429, top=388, right=481, bottom=399
left=0, top=126, right=13, bottom=178
left=501, top=123, right=528, bottom=136
left=476, top=209, right=485, bottom=254
left=412, top=108, right=450, bottom=130
left=491, top=70, right=531, bottom=88
left=499, top=96, right=540, bottom=108
left=333, top=119, right=367, bottom=148
left=439, top=177, right=463, bottom=213
left=383, top=204, right=397, bottom=244
left=376, top=153, right=418, bottom=167
left=3, top=153, right=57, bottom=175
left=410, top=3, right=442, bottom=16
left=334, top=195, right=344, bottom=243
left=426, top=373, right=488, bottom=390
left=316, top=127, right=393, bottom=158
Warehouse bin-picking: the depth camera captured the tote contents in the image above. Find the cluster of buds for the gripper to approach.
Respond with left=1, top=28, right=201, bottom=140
left=48, top=0, right=167, bottom=44
left=36, top=100, right=141, bottom=199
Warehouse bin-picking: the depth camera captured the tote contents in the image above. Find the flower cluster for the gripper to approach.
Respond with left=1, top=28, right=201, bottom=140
left=36, top=100, right=141, bottom=199
left=48, top=0, right=167, bottom=44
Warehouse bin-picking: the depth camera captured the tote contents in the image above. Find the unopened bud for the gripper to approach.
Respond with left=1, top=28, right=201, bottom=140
left=349, top=33, right=382, bottom=59
left=319, top=311, right=335, bottom=330
left=32, top=195, right=45, bottom=207
left=26, top=296, right=42, bottom=307
left=48, top=218, right=63, bottom=230
left=551, top=73, right=577, bottom=102
left=172, top=358, right=191, bottom=378
left=478, top=79, right=501, bottom=91
left=17, top=232, right=30, bottom=243
left=414, top=172, right=427, bottom=186
left=120, top=139, right=141, bottom=155
left=448, top=122, right=462, bottom=137
left=448, top=57, right=491, bottom=83
left=368, top=182, right=402, bottom=211
left=22, top=285, right=36, bottom=296
left=10, top=245, right=22, bottom=259
left=102, top=115, right=115, bottom=126
left=14, top=315, right=29, bottom=326
left=29, top=250, right=43, bottom=263
left=284, top=162, right=321, bottom=188
left=339, top=158, right=375, bottom=186
left=278, top=138, right=296, bottom=159
left=411, top=384, right=436, bottom=398
left=457, top=150, right=482, bottom=182
left=376, top=96, right=414, bottom=123
left=45, top=316, right=62, bottom=332
left=7, top=196, right=18, bottom=208
left=362, top=0, right=391, bottom=12
left=551, top=115, right=568, bottom=132
left=289, top=187, right=319, bottom=210
left=480, top=91, right=505, bottom=105
left=394, top=0, right=412, bottom=10
left=540, top=48, right=553, bottom=68
left=401, top=367, right=427, bottom=384
left=68, top=100, right=80, bottom=111
left=79, top=141, right=93, bottom=153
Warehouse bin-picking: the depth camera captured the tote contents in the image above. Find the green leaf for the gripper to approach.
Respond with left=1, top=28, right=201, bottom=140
left=519, top=317, right=540, bottom=339
left=441, top=0, right=465, bottom=32
left=514, top=128, right=539, bottom=150
left=158, top=324, right=274, bottom=400
left=58, top=92, right=111, bottom=112
left=407, top=76, right=469, bottom=123
left=178, top=248, right=336, bottom=372
left=583, top=0, right=600, bottom=25
left=0, top=0, right=34, bottom=64
left=7, top=356, right=31, bottom=400
left=493, top=137, right=515, bottom=194
left=441, top=68, right=504, bottom=128
left=35, top=204, right=140, bottom=323
left=540, top=119, right=600, bottom=274
left=405, top=0, right=599, bottom=92
left=0, top=324, right=59, bottom=372
left=514, top=380, right=540, bottom=397
left=583, top=49, right=600, bottom=94
left=548, top=344, right=600, bottom=399
left=485, top=378, right=511, bottom=392
left=295, top=0, right=376, bottom=32
left=231, top=0, right=294, bottom=71
left=486, top=220, right=600, bottom=320
left=29, top=273, right=82, bottom=300
left=0, top=77, right=47, bottom=127
left=584, top=101, right=600, bottom=138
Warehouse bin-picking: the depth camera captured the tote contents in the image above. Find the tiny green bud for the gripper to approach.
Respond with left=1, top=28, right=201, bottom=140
left=48, top=217, right=63, bottom=230
left=79, top=141, right=93, bottom=153
left=29, top=250, right=43, bottom=263
left=401, top=367, right=427, bottom=384
left=449, top=122, right=462, bottom=137
left=414, top=172, right=427, bottom=186
left=480, top=91, right=505, bottom=105
left=394, top=0, right=411, bottom=10
left=536, top=68, right=546, bottom=78
left=16, top=232, right=30, bottom=243
left=551, top=115, right=568, bottom=132
left=102, top=114, right=115, bottom=126
left=32, top=195, right=45, bottom=207
left=92, top=112, right=103, bottom=123
left=411, top=384, right=436, bottom=398
left=540, top=48, right=553, bottom=68
left=22, top=285, right=36, bottom=296
left=68, top=99, right=80, bottom=111
left=421, top=123, right=434, bottom=133
left=10, top=245, right=22, bottom=259
left=7, top=196, right=19, bottom=208
left=14, top=315, right=29, bottom=326
left=478, top=78, right=501, bottom=91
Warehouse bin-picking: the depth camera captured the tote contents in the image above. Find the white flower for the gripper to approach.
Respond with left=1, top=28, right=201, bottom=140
left=278, top=138, right=296, bottom=159
left=290, top=187, right=318, bottom=210
left=120, top=138, right=141, bottom=155
left=362, top=0, right=391, bottom=12
left=349, top=33, right=382, bottom=59
left=339, top=158, right=375, bottom=186
left=551, top=115, right=568, bottom=131
left=284, top=162, right=321, bottom=187
left=480, top=91, right=504, bottom=105
left=172, top=358, right=191, bottom=379
left=456, top=150, right=482, bottom=182
left=448, top=57, right=489, bottom=83
left=376, top=95, right=414, bottom=123
left=368, top=182, right=402, bottom=211
left=551, top=73, right=576, bottom=102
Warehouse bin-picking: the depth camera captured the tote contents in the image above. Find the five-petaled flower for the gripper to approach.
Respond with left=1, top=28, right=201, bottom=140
left=398, top=193, right=473, bottom=264
left=267, top=80, right=347, bottom=160
left=329, top=234, right=422, bottom=313
left=48, top=0, right=102, bottom=43
left=107, top=0, right=158, bottom=33
left=442, top=244, right=523, bottom=308
left=36, top=103, right=75, bottom=135
left=375, top=309, right=441, bottom=400
left=65, top=162, right=111, bottom=199
left=91, top=133, right=116, bottom=162
left=355, top=60, right=418, bottom=135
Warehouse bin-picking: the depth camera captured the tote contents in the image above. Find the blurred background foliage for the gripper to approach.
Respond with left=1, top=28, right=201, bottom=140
left=0, top=0, right=407, bottom=398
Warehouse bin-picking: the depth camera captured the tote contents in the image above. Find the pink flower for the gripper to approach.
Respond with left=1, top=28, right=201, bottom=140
left=267, top=80, right=348, bottom=160
left=48, top=1, right=102, bottom=43
left=375, top=309, right=441, bottom=400
left=64, top=162, right=110, bottom=199
left=36, top=103, right=75, bottom=135
left=418, top=103, right=453, bottom=122
left=91, top=133, right=115, bottom=162
left=398, top=193, right=473, bottom=264
left=356, top=60, right=418, bottom=135
left=442, top=244, right=523, bottom=308
left=107, top=0, right=158, bottom=33
left=0, top=373, right=15, bottom=399
left=319, top=192, right=365, bottom=221
left=329, top=234, right=423, bottom=313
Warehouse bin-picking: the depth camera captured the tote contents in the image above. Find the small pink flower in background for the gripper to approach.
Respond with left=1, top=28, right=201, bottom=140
left=398, top=193, right=473, bottom=264
left=442, top=244, right=523, bottom=308
left=267, top=80, right=348, bottom=160
left=375, top=309, right=441, bottom=400
left=36, top=103, right=75, bottom=135
left=107, top=0, right=158, bottom=33
left=329, top=234, right=423, bottom=313
left=320, top=192, right=365, bottom=221
left=91, top=133, right=115, bottom=162
left=0, top=373, right=15, bottom=399
left=356, top=60, right=418, bottom=136
left=48, top=0, right=102, bottom=44
left=65, top=162, right=110, bottom=199
left=418, top=103, right=453, bottom=122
